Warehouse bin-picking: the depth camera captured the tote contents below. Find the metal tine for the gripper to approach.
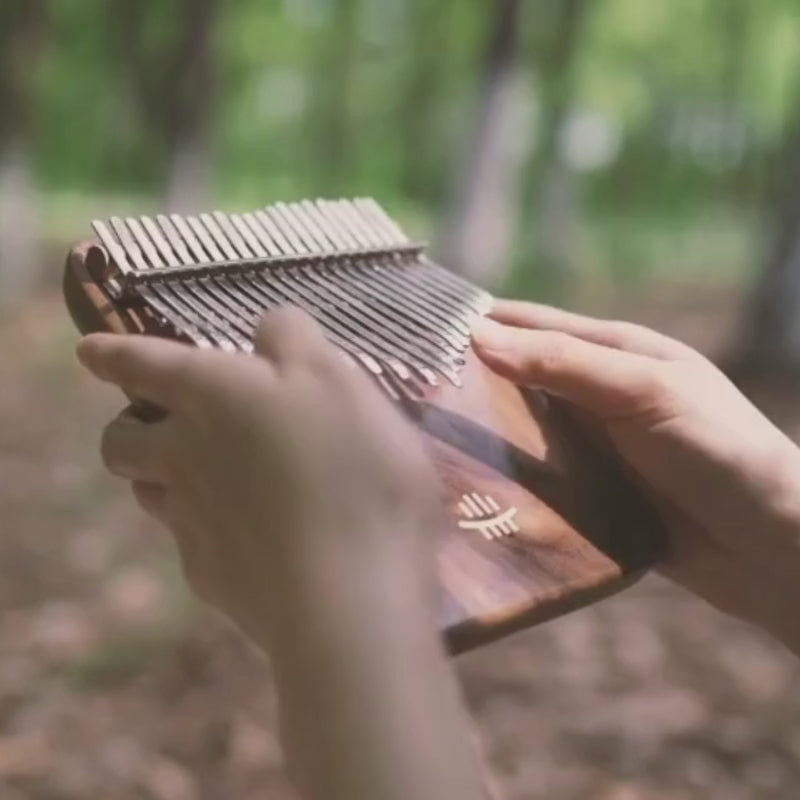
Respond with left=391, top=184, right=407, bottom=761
left=184, top=216, right=225, bottom=262
left=254, top=209, right=297, bottom=255
left=318, top=199, right=371, bottom=249
left=331, top=261, right=465, bottom=357
left=212, top=211, right=255, bottom=260
left=136, top=217, right=249, bottom=346
left=142, top=218, right=256, bottom=346
left=241, top=212, right=284, bottom=256
left=318, top=201, right=468, bottom=350
left=128, top=216, right=245, bottom=351
left=110, top=217, right=149, bottom=270
left=277, top=203, right=446, bottom=384
left=241, top=212, right=283, bottom=256
left=285, top=226, right=458, bottom=382
left=283, top=202, right=329, bottom=250
left=198, top=213, right=239, bottom=261
left=247, top=227, right=426, bottom=385
left=140, top=216, right=181, bottom=267
left=261, top=206, right=309, bottom=255
left=251, top=260, right=418, bottom=387
left=308, top=200, right=458, bottom=347
left=191, top=214, right=281, bottom=344
left=109, top=215, right=221, bottom=349
left=110, top=217, right=213, bottom=347
left=291, top=203, right=461, bottom=375
left=344, top=200, right=485, bottom=309
left=126, top=217, right=165, bottom=269
left=92, top=220, right=133, bottom=275
left=356, top=197, right=408, bottom=244
left=245, top=257, right=408, bottom=382
left=417, top=253, right=491, bottom=307
left=325, top=199, right=468, bottom=319
left=307, top=199, right=360, bottom=249
left=159, top=214, right=262, bottom=346
left=229, top=213, right=268, bottom=258
left=421, top=256, right=494, bottom=311
left=142, top=289, right=213, bottom=349
left=323, top=205, right=473, bottom=341
left=242, top=211, right=392, bottom=371
left=332, top=199, right=385, bottom=248
left=156, top=215, right=195, bottom=264
left=383, top=253, right=481, bottom=322
left=208, top=212, right=375, bottom=365
left=271, top=202, right=324, bottom=252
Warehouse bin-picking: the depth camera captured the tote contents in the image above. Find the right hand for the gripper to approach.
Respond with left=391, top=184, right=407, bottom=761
left=472, top=300, right=800, bottom=654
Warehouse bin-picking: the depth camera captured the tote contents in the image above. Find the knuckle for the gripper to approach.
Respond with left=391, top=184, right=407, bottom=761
left=636, top=366, right=681, bottom=410
left=533, top=330, right=573, bottom=372
left=612, top=321, right=647, bottom=343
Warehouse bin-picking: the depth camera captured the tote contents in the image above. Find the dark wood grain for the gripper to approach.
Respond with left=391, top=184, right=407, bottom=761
left=64, top=243, right=665, bottom=653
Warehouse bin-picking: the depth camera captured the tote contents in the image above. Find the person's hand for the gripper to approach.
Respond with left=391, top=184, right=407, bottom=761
left=472, top=300, right=800, bottom=654
left=76, top=308, right=442, bottom=651
left=78, top=310, right=487, bottom=800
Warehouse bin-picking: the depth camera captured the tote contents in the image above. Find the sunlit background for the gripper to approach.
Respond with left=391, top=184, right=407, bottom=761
left=2, top=1, right=800, bottom=798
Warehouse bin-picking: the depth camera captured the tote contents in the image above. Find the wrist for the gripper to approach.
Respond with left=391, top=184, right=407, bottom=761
left=256, top=527, right=437, bottom=658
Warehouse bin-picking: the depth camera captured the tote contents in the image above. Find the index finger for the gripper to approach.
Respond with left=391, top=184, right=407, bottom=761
left=76, top=333, right=199, bottom=411
left=490, top=299, right=695, bottom=360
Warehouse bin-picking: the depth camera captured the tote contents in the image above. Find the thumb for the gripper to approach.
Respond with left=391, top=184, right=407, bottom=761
left=471, top=316, right=662, bottom=418
left=253, top=307, right=332, bottom=368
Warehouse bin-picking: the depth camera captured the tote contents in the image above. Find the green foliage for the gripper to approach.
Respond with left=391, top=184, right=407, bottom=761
left=12, top=0, right=800, bottom=285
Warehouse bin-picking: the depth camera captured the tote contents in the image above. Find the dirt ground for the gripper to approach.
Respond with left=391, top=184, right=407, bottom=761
left=1, top=286, right=800, bottom=799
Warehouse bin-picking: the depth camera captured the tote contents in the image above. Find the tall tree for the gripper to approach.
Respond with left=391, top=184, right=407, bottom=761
left=308, top=0, right=360, bottom=194
left=734, top=85, right=800, bottom=377
left=0, top=1, right=46, bottom=305
left=438, top=0, right=528, bottom=282
left=518, top=0, right=589, bottom=301
left=400, top=0, right=453, bottom=203
left=114, top=0, right=219, bottom=209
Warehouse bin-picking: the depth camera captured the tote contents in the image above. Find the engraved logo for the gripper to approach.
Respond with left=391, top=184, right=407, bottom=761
left=456, top=493, right=519, bottom=539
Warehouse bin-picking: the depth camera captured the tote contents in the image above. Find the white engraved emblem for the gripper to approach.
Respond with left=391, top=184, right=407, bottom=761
left=456, top=493, right=519, bottom=539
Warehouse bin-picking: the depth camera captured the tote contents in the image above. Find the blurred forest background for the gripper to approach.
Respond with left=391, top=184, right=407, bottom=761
left=3, top=1, right=800, bottom=798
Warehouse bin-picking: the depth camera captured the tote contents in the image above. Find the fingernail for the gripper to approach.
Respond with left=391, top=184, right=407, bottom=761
left=471, top=316, right=515, bottom=352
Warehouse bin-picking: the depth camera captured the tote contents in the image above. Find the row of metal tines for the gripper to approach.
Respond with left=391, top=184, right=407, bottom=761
left=90, top=198, right=492, bottom=398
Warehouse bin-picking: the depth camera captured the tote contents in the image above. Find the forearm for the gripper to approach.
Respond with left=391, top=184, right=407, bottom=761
left=266, top=551, right=487, bottom=800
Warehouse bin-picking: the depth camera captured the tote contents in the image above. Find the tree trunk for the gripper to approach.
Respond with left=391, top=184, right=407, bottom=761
left=162, top=0, right=218, bottom=210
left=0, top=1, right=45, bottom=306
left=114, top=0, right=218, bottom=210
left=400, top=0, right=453, bottom=203
left=308, top=0, right=359, bottom=194
left=519, top=0, right=588, bottom=301
left=734, top=93, right=800, bottom=377
left=437, top=0, right=528, bottom=283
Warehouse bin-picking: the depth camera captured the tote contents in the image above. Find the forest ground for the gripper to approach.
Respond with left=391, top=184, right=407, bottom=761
left=1, top=274, right=799, bottom=800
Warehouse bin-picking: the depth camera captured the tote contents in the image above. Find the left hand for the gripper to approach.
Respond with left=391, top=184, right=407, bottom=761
left=77, top=308, right=443, bottom=650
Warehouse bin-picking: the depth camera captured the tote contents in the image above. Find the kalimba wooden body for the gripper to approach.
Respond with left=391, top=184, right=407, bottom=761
left=63, top=199, right=664, bottom=652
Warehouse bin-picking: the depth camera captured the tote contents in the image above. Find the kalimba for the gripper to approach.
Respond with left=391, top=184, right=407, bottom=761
left=63, top=197, right=664, bottom=652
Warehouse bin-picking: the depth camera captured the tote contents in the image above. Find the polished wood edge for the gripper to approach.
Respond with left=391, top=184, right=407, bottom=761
left=445, top=568, right=648, bottom=654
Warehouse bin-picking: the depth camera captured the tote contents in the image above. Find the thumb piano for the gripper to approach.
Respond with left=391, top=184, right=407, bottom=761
left=63, top=197, right=663, bottom=653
